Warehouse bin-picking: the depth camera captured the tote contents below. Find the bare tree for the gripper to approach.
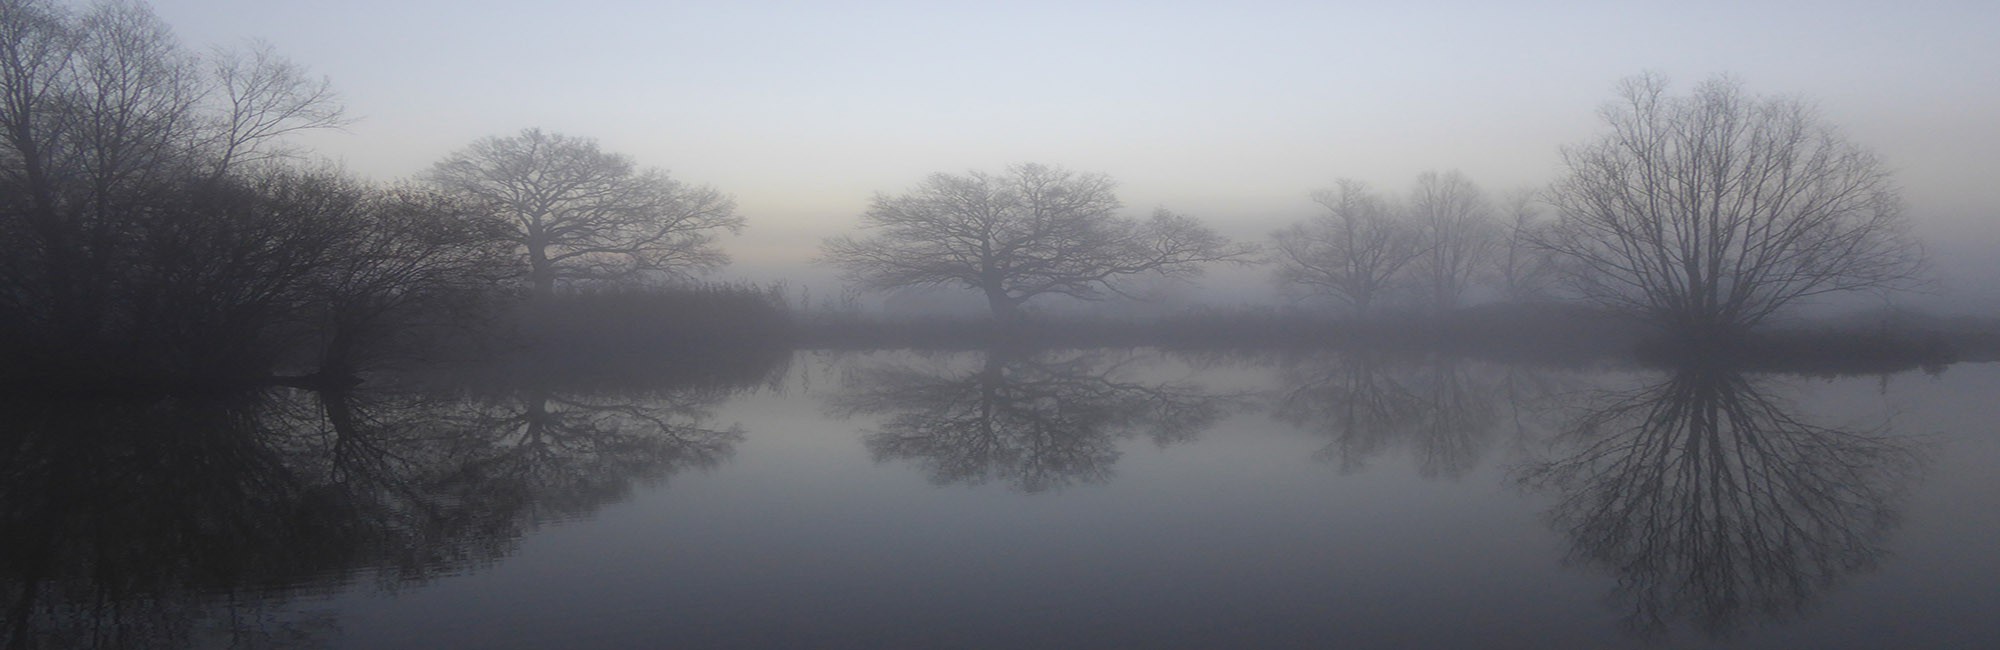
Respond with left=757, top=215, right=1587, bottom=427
left=204, top=40, right=348, bottom=176
left=1270, top=179, right=1421, bottom=316
left=1489, top=188, right=1561, bottom=301
left=0, top=0, right=341, bottom=229
left=1409, top=170, right=1499, bottom=311
left=123, top=168, right=368, bottom=377
left=0, top=0, right=348, bottom=380
left=306, top=185, right=513, bottom=375
left=425, top=128, right=743, bottom=296
left=822, top=163, right=1255, bottom=322
left=1537, top=74, right=1923, bottom=340
left=1, top=0, right=203, bottom=340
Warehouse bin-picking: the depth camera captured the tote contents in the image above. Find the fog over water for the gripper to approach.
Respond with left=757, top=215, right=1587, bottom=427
left=6, top=2, right=1999, bottom=648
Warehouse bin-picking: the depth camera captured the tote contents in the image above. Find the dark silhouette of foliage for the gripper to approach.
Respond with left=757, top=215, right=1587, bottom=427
left=0, top=0, right=518, bottom=390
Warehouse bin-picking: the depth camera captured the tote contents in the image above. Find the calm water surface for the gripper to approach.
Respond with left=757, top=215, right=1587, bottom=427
left=6, top=350, right=1998, bottom=649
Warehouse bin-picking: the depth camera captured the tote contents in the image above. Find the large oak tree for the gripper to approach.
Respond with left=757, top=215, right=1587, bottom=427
left=425, top=129, right=742, bottom=296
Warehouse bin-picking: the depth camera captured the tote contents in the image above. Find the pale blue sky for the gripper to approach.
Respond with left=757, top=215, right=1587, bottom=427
left=149, top=0, right=2000, bottom=304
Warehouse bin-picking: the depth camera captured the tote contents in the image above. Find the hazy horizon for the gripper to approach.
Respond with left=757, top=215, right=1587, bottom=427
left=145, top=0, right=2000, bottom=313
left=13, top=4, right=2000, bottom=646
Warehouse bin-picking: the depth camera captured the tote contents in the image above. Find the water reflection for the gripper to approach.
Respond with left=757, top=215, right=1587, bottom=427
left=829, top=348, right=1234, bottom=493
left=1272, top=351, right=1507, bottom=478
left=0, top=374, right=755, bottom=649
left=1520, top=364, right=1923, bottom=639
left=421, top=385, right=742, bottom=521
left=2, top=349, right=1964, bottom=647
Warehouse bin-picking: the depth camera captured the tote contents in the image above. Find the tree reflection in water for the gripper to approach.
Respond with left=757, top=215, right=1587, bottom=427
left=427, top=384, right=742, bottom=524
left=830, top=348, right=1234, bottom=493
left=0, top=373, right=755, bottom=649
left=1272, top=351, right=1506, bottom=479
left=1520, top=364, right=1922, bottom=639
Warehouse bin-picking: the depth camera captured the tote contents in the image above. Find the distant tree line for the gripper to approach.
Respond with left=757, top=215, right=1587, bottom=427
left=1269, top=172, right=1558, bottom=317
left=0, top=0, right=1930, bottom=391
left=821, top=77, right=1919, bottom=351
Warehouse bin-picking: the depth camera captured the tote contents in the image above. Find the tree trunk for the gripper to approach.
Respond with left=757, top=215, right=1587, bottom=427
left=319, top=321, right=358, bottom=379
left=528, top=244, right=556, bottom=297
left=984, top=286, right=1021, bottom=325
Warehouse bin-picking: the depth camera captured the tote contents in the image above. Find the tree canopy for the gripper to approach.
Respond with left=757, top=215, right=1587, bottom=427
left=1270, top=180, right=1421, bottom=316
left=822, top=163, right=1255, bottom=321
left=0, top=0, right=387, bottom=384
left=425, top=128, right=742, bottom=295
left=1271, top=172, right=1508, bottom=315
left=1537, top=74, right=1922, bottom=340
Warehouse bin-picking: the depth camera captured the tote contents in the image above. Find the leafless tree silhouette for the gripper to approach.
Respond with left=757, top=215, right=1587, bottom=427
left=306, top=186, right=513, bottom=375
left=1409, top=170, right=1499, bottom=311
left=1271, top=180, right=1422, bottom=316
left=1488, top=189, right=1562, bottom=302
left=204, top=40, right=348, bottom=176
left=426, top=128, right=742, bottom=296
left=822, top=164, right=1255, bottom=323
left=1536, top=74, right=1923, bottom=339
left=0, top=0, right=354, bottom=382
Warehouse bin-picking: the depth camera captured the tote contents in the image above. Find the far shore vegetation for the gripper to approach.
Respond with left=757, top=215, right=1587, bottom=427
left=2, top=1, right=1991, bottom=398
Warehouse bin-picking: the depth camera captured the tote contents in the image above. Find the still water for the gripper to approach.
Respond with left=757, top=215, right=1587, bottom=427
left=5, top=350, right=1998, bottom=649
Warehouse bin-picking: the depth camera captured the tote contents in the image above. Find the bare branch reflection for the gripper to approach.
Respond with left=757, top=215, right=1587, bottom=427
left=0, top=374, right=752, bottom=649
left=431, top=384, right=743, bottom=521
left=830, top=349, right=1233, bottom=493
left=1519, top=365, right=1922, bottom=639
left=1273, top=352, right=1504, bottom=479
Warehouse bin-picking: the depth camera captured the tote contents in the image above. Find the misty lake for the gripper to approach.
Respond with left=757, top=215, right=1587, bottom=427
left=6, top=349, right=1998, bottom=649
